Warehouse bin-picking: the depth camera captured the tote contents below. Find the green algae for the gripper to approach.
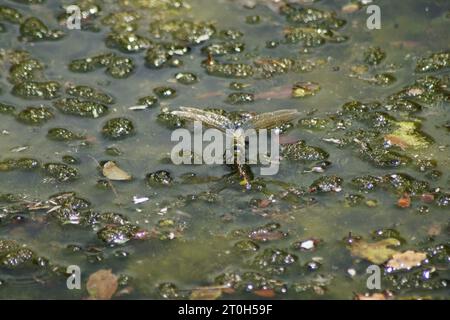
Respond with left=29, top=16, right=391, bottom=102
left=19, top=17, right=64, bottom=42
left=16, top=106, right=54, bottom=125
left=53, top=98, right=108, bottom=118
left=12, top=81, right=60, bottom=100
left=102, top=118, right=135, bottom=139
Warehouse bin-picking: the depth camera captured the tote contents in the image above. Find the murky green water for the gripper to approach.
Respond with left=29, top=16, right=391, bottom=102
left=0, top=0, right=449, bottom=299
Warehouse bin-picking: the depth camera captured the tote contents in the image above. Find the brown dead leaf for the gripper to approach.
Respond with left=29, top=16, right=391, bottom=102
left=102, top=161, right=132, bottom=181
left=253, top=288, right=276, bottom=298
left=190, top=286, right=224, bottom=300
left=386, top=250, right=427, bottom=271
left=421, top=193, right=435, bottom=203
left=384, top=134, right=409, bottom=150
left=397, top=193, right=411, bottom=208
left=257, top=199, right=272, bottom=208
left=86, top=269, right=118, bottom=300
left=355, top=291, right=393, bottom=300
left=427, top=224, right=441, bottom=237
left=341, top=3, right=360, bottom=14
left=349, top=238, right=400, bottom=264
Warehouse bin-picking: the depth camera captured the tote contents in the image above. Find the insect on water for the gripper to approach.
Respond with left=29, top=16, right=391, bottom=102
left=171, top=107, right=300, bottom=189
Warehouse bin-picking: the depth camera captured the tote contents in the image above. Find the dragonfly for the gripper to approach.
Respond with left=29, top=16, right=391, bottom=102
left=171, top=107, right=300, bottom=189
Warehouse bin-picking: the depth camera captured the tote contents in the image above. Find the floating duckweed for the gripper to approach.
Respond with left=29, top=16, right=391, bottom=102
left=106, top=32, right=151, bottom=53
left=43, top=163, right=79, bottom=182
left=157, top=111, right=185, bottom=128
left=136, top=95, right=158, bottom=108
left=12, top=81, right=60, bottom=100
left=19, top=17, right=64, bottom=41
left=0, top=239, right=35, bottom=269
left=297, top=117, right=331, bottom=130
left=69, top=53, right=135, bottom=78
left=283, top=140, right=329, bottom=162
left=363, top=46, right=386, bottom=65
left=368, top=73, right=396, bottom=86
left=102, top=118, right=135, bottom=139
left=153, top=86, right=176, bottom=99
left=66, top=85, right=114, bottom=105
left=253, top=248, right=297, bottom=274
left=96, top=179, right=111, bottom=189
left=0, top=5, right=23, bottom=24
left=53, top=98, right=108, bottom=118
left=383, top=173, right=429, bottom=195
left=351, top=175, right=383, bottom=191
left=235, top=240, right=259, bottom=252
left=150, top=20, right=216, bottom=44
left=284, top=27, right=347, bottom=47
left=226, top=92, right=254, bottom=104
left=101, top=11, right=140, bottom=29
left=383, top=99, right=422, bottom=113
left=219, top=29, right=243, bottom=40
left=266, top=40, right=279, bottom=48
left=146, top=170, right=173, bottom=186
left=201, top=42, right=245, bottom=56
left=359, top=144, right=411, bottom=168
left=0, top=102, right=16, bottom=115
left=390, top=76, right=447, bottom=104
left=416, top=51, right=450, bottom=72
left=16, top=106, right=54, bottom=125
left=174, top=72, right=198, bottom=85
left=341, top=100, right=379, bottom=115
left=292, top=81, right=320, bottom=97
left=107, top=55, right=135, bottom=78
left=345, top=194, right=365, bottom=206
left=105, top=146, right=122, bottom=156
left=46, top=192, right=91, bottom=224
left=0, top=158, right=40, bottom=171
left=62, top=155, right=79, bottom=165
left=246, top=15, right=261, bottom=24
left=145, top=43, right=190, bottom=69
left=229, top=82, right=249, bottom=90
left=47, top=128, right=84, bottom=141
left=253, top=57, right=323, bottom=78
left=206, top=62, right=254, bottom=78
left=280, top=4, right=345, bottom=27
left=157, top=282, right=181, bottom=299
left=310, top=175, right=343, bottom=192
left=97, top=224, right=140, bottom=245
left=9, top=58, right=43, bottom=84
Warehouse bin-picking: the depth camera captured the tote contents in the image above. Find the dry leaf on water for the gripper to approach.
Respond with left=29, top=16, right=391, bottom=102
left=190, top=286, right=224, bottom=300
left=253, top=288, right=276, bottom=298
left=386, top=250, right=427, bottom=271
left=397, top=194, right=411, bottom=208
left=102, top=161, right=132, bottom=181
left=349, top=238, right=400, bottom=264
left=355, top=291, right=393, bottom=300
left=86, top=269, right=118, bottom=300
left=427, top=224, right=441, bottom=237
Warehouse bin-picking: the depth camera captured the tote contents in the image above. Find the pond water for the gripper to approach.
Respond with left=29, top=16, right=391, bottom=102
left=0, top=0, right=449, bottom=299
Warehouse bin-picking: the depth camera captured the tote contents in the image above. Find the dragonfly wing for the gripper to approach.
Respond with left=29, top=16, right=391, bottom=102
left=171, top=107, right=234, bottom=132
left=243, top=109, right=300, bottom=130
